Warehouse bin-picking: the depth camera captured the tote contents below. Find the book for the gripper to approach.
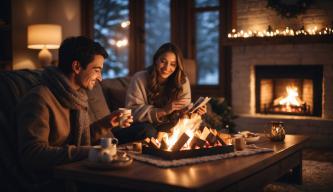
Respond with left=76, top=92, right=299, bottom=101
left=186, top=96, right=211, bottom=114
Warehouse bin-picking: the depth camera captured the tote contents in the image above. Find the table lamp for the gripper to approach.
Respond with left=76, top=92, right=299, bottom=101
left=28, top=24, right=62, bottom=67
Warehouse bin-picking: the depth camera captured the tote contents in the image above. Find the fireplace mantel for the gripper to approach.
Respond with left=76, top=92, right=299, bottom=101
left=223, top=35, right=333, bottom=46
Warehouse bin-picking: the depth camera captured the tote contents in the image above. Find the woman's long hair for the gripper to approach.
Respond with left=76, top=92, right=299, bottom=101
left=147, top=43, right=187, bottom=106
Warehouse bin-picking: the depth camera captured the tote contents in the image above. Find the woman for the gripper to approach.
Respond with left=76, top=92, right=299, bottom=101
left=125, top=43, right=206, bottom=136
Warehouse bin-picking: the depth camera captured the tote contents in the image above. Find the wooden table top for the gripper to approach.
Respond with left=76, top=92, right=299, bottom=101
left=54, top=135, right=308, bottom=192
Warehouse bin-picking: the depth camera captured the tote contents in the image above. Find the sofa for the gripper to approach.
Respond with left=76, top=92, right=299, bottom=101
left=0, top=69, right=131, bottom=191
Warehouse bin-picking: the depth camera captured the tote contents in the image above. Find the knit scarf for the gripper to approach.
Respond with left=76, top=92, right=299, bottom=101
left=41, top=67, right=90, bottom=146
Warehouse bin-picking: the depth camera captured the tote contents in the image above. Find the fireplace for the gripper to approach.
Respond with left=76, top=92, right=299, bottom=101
left=255, top=65, right=323, bottom=117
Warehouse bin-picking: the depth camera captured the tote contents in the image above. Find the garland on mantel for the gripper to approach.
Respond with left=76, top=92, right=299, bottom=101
left=267, top=0, right=313, bottom=19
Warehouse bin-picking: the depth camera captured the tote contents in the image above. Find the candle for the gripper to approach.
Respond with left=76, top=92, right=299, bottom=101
left=268, top=121, right=286, bottom=142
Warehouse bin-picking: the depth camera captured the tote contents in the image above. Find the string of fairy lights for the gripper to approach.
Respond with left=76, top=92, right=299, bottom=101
left=227, top=25, right=333, bottom=38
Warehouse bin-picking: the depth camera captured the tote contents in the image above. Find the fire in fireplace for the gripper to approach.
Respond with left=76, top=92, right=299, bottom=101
left=271, top=83, right=310, bottom=113
left=255, top=65, right=323, bottom=116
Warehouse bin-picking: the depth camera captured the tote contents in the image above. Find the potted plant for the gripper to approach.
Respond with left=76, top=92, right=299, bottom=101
left=205, top=97, right=237, bottom=134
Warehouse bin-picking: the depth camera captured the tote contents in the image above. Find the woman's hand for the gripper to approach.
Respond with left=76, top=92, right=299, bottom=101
left=164, top=98, right=190, bottom=115
left=195, top=104, right=207, bottom=116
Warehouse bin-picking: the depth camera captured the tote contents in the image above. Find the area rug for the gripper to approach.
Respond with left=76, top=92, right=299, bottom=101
left=264, top=160, right=333, bottom=192
left=129, top=147, right=273, bottom=168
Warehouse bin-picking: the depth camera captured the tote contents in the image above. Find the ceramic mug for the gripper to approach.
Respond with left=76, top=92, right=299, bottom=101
left=100, top=137, right=118, bottom=157
left=88, top=138, right=118, bottom=162
left=118, top=108, right=132, bottom=128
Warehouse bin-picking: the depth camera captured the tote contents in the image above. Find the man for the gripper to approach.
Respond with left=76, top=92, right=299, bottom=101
left=16, top=36, right=132, bottom=189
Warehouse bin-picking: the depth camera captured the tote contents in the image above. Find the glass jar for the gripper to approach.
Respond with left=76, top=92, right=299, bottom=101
left=268, top=121, right=286, bottom=141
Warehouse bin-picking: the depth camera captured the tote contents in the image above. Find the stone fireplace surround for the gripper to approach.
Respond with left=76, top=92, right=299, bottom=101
left=232, top=44, right=333, bottom=148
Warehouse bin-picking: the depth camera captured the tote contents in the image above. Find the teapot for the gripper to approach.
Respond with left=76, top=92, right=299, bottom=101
left=88, top=137, right=118, bottom=162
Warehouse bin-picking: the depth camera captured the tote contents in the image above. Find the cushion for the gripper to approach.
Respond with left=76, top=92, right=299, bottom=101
left=0, top=70, right=42, bottom=120
left=101, top=76, right=132, bottom=111
left=86, top=81, right=110, bottom=122
left=0, top=70, right=42, bottom=152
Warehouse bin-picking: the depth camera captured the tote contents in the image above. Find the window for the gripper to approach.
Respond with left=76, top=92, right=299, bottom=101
left=195, top=0, right=219, bottom=7
left=85, top=0, right=231, bottom=99
left=194, top=0, right=220, bottom=85
left=93, top=0, right=129, bottom=78
left=144, top=0, right=170, bottom=67
left=93, top=0, right=170, bottom=76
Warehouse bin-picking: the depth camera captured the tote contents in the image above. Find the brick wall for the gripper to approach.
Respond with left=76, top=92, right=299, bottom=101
left=236, top=0, right=333, bottom=32
left=231, top=0, right=333, bottom=148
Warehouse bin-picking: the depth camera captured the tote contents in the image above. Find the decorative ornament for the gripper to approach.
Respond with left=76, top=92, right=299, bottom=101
left=267, top=0, right=313, bottom=19
left=267, top=121, right=286, bottom=141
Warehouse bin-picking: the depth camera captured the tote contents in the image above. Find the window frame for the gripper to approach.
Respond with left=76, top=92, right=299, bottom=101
left=170, top=0, right=232, bottom=102
left=194, top=4, right=220, bottom=86
left=81, top=0, right=145, bottom=76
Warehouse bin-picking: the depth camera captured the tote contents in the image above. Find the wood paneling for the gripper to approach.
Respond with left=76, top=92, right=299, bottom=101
left=0, top=0, right=12, bottom=70
left=80, top=0, right=93, bottom=38
left=128, top=0, right=145, bottom=75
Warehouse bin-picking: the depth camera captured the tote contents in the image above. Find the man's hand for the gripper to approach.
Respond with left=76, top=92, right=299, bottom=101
left=109, top=110, right=133, bottom=128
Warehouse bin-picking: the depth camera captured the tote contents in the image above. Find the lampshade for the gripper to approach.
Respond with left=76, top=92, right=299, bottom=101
left=28, top=24, right=62, bottom=49
left=27, top=24, right=62, bottom=67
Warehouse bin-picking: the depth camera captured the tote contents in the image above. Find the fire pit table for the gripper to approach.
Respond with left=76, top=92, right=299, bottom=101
left=54, top=135, right=309, bottom=192
left=142, top=144, right=234, bottom=160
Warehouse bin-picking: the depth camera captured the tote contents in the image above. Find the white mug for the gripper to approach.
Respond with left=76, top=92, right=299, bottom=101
left=100, top=137, right=115, bottom=148
left=88, top=138, right=119, bottom=162
left=100, top=137, right=118, bottom=156
left=118, top=108, right=131, bottom=128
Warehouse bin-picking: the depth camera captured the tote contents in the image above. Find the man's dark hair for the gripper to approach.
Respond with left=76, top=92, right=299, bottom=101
left=58, top=36, right=108, bottom=75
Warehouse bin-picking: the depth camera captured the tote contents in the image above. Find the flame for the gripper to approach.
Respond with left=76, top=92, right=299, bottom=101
left=273, top=85, right=305, bottom=112
left=279, top=86, right=300, bottom=106
left=164, top=114, right=202, bottom=151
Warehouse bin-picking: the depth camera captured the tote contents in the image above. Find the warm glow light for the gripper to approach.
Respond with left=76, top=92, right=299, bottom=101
left=228, top=26, right=333, bottom=38
left=27, top=24, right=62, bottom=67
left=116, top=38, right=128, bottom=47
left=109, top=38, right=128, bottom=48
left=28, top=24, right=62, bottom=49
left=121, top=21, right=130, bottom=28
